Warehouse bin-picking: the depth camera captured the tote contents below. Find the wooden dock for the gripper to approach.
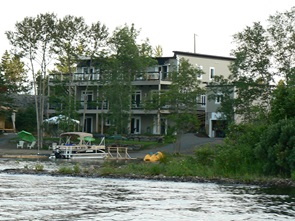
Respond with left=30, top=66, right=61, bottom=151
left=107, top=147, right=136, bottom=160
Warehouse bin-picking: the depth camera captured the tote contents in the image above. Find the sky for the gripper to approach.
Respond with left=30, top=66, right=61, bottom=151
left=0, top=0, right=294, bottom=58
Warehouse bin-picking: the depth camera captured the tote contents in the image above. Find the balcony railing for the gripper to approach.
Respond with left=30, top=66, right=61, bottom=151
left=134, top=72, right=171, bottom=81
left=79, top=101, right=108, bottom=110
left=49, top=71, right=171, bottom=82
left=49, top=73, right=100, bottom=82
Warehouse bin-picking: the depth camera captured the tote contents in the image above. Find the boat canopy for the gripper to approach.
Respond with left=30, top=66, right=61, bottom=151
left=60, top=132, right=94, bottom=138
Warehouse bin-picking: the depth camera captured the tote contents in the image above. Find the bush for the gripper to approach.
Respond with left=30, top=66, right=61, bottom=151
left=194, top=146, right=216, bottom=166
left=58, top=166, right=73, bottom=174
left=35, top=163, right=44, bottom=171
left=256, top=118, right=295, bottom=177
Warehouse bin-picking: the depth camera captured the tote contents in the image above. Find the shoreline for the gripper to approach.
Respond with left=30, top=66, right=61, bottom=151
left=2, top=168, right=295, bottom=188
left=2, top=133, right=295, bottom=188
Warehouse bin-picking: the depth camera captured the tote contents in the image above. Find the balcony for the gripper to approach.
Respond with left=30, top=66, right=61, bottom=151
left=134, top=72, right=171, bottom=81
left=79, top=101, right=108, bottom=110
left=49, top=73, right=100, bottom=82
left=49, top=71, right=172, bottom=84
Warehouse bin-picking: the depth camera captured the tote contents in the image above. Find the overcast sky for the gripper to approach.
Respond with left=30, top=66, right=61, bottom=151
left=1, top=0, right=294, bottom=58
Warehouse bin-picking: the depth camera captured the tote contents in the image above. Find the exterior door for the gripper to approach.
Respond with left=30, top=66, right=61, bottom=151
left=84, top=117, right=92, bottom=133
left=131, top=117, right=140, bottom=134
left=160, top=118, right=167, bottom=135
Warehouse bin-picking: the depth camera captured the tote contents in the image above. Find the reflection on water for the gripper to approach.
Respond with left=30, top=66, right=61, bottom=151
left=0, top=160, right=295, bottom=220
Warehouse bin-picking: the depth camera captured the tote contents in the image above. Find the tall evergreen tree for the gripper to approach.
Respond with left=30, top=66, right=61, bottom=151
left=1, top=51, right=30, bottom=94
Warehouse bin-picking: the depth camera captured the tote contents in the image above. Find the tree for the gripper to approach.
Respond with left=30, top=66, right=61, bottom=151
left=207, top=75, right=236, bottom=124
left=228, top=22, right=273, bottom=123
left=0, top=50, right=30, bottom=93
left=0, top=51, right=29, bottom=129
left=269, top=80, right=295, bottom=123
left=105, top=24, right=155, bottom=134
left=154, top=45, right=163, bottom=57
left=268, top=7, right=295, bottom=84
left=6, top=13, right=57, bottom=151
left=52, top=15, right=87, bottom=129
left=161, top=58, right=205, bottom=152
left=226, top=7, right=295, bottom=124
left=81, top=21, right=109, bottom=133
left=0, top=66, right=12, bottom=111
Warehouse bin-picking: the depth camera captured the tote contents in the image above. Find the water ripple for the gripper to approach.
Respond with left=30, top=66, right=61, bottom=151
left=0, top=163, right=295, bottom=220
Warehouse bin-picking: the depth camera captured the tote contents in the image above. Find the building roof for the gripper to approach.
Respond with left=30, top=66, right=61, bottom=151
left=173, top=51, right=235, bottom=61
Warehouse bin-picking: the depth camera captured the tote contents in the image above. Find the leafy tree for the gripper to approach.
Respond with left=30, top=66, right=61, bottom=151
left=105, top=24, right=155, bottom=134
left=81, top=21, right=109, bottom=132
left=228, top=22, right=273, bottom=123
left=154, top=45, right=163, bottom=57
left=225, top=7, right=295, bottom=124
left=161, top=58, right=205, bottom=152
left=268, top=7, right=295, bottom=84
left=207, top=75, right=236, bottom=124
left=6, top=13, right=57, bottom=150
left=51, top=15, right=87, bottom=128
left=269, top=80, right=295, bottom=123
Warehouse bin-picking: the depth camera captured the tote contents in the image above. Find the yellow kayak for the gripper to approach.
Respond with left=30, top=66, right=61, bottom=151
left=144, top=151, right=164, bottom=162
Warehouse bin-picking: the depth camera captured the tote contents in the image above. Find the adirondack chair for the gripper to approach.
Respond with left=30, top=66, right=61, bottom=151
left=17, top=140, right=25, bottom=149
left=27, top=141, right=36, bottom=149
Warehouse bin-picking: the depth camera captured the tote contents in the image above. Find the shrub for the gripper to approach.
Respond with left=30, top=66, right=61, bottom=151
left=256, top=118, right=295, bottom=177
left=35, top=163, right=44, bottom=171
left=58, top=166, right=73, bottom=174
left=194, top=146, right=216, bottom=166
left=73, top=163, right=81, bottom=174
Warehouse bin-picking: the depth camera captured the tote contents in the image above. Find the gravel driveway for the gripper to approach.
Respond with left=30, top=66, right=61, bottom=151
left=129, top=133, right=224, bottom=158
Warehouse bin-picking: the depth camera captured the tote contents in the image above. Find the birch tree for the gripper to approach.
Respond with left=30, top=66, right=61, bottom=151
left=6, top=13, right=56, bottom=151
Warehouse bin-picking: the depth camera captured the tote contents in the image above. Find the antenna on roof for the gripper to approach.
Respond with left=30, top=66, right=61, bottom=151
left=194, top=34, right=198, bottom=53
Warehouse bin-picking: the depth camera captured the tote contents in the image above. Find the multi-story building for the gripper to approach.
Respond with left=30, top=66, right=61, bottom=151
left=47, top=51, right=234, bottom=137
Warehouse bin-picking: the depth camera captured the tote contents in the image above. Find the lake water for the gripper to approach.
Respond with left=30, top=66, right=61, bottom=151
left=0, top=159, right=295, bottom=220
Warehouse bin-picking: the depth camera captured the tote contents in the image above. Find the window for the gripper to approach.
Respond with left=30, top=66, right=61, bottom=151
left=82, top=67, right=88, bottom=74
left=210, top=67, right=215, bottom=79
left=201, top=95, right=206, bottom=107
left=105, top=118, right=112, bottom=126
left=82, top=91, right=93, bottom=102
left=215, top=94, right=223, bottom=104
left=132, top=90, right=141, bottom=108
left=196, top=65, right=203, bottom=79
left=81, top=91, right=94, bottom=109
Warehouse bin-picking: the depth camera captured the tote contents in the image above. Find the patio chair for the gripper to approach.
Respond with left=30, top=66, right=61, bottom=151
left=27, top=141, right=36, bottom=149
left=49, top=142, right=57, bottom=150
left=17, top=140, right=25, bottom=149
